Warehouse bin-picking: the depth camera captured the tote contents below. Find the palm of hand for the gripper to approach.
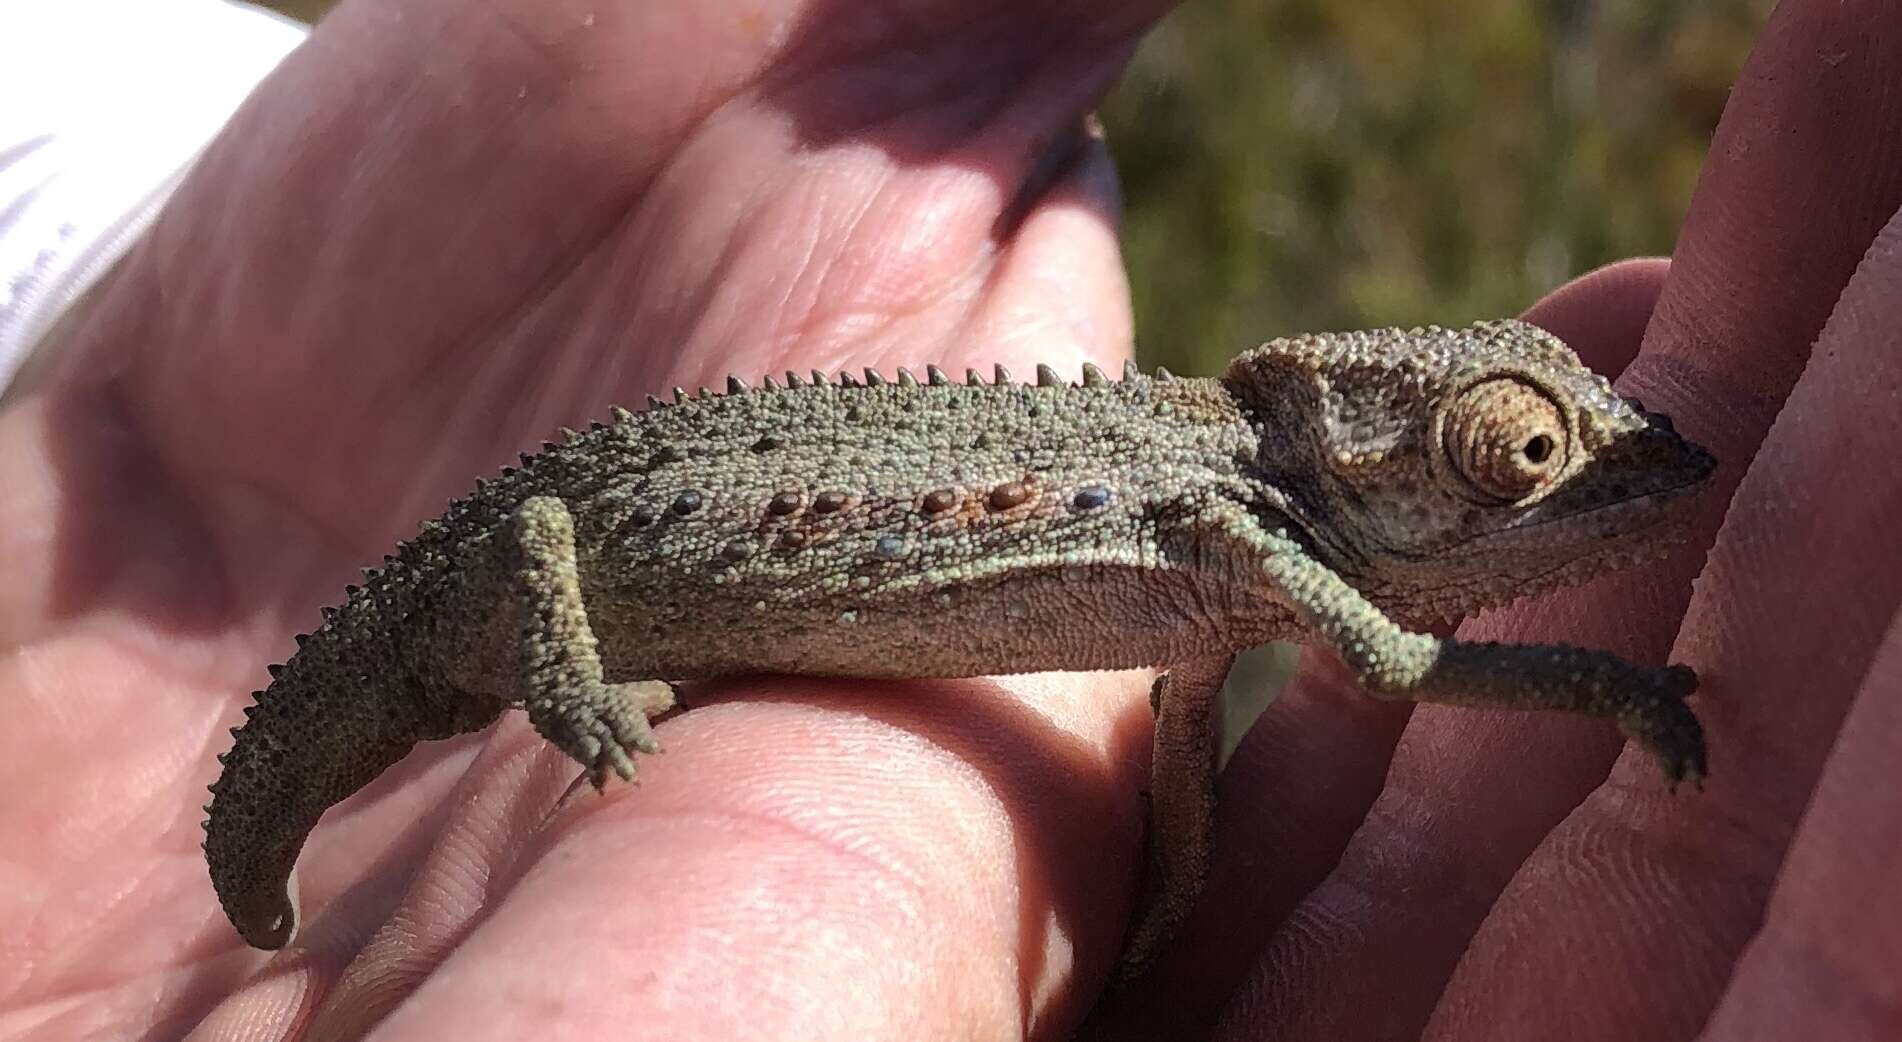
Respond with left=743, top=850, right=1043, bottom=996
left=2, top=2, right=1898, bottom=1041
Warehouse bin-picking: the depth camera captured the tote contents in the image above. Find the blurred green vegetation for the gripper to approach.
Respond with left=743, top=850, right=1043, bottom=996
left=262, top=0, right=332, bottom=23
left=1106, top=0, right=1768, bottom=373
left=262, top=0, right=1769, bottom=373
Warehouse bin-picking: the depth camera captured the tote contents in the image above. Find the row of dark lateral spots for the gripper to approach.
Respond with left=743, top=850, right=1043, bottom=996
left=619, top=479, right=1121, bottom=565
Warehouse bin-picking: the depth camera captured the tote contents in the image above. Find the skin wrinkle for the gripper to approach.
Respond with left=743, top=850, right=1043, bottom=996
left=300, top=732, right=579, bottom=1039
left=755, top=173, right=855, bottom=356
left=1699, top=619, right=1902, bottom=1039
left=555, top=804, right=942, bottom=921
left=810, top=166, right=990, bottom=338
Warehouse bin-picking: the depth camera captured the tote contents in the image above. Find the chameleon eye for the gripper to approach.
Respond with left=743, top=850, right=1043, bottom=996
left=1443, top=377, right=1569, bottom=501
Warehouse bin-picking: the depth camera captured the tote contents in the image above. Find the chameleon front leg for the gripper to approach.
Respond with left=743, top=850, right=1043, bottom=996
left=442, top=495, right=675, bottom=786
left=1250, top=528, right=1707, bottom=782
left=1121, top=652, right=1235, bottom=975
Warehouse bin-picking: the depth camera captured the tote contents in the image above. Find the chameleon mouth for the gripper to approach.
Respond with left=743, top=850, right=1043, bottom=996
left=1400, top=489, right=1701, bottom=617
left=1454, top=452, right=1710, bottom=574
left=1481, top=408, right=1715, bottom=548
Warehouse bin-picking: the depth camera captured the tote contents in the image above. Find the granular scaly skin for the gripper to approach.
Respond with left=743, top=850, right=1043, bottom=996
left=203, top=320, right=1716, bottom=965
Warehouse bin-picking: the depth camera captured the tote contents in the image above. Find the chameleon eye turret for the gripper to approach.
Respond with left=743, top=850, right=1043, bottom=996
left=1444, top=378, right=1570, bottom=502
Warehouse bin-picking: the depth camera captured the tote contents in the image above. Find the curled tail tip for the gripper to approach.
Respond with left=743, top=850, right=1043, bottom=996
left=204, top=829, right=302, bottom=949
left=205, top=771, right=304, bottom=949
left=227, top=880, right=299, bottom=950
left=205, top=675, right=316, bottom=950
left=203, top=627, right=430, bottom=950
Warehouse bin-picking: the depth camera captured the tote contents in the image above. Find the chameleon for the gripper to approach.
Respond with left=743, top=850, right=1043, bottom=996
left=202, top=319, right=1714, bottom=970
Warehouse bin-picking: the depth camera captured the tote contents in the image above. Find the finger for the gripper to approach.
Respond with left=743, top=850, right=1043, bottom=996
left=1090, top=649, right=1406, bottom=1035
left=1697, top=610, right=1902, bottom=1042
left=1429, top=191, right=1902, bottom=1036
left=1522, top=256, right=1672, bottom=376
left=303, top=672, right=1153, bottom=1042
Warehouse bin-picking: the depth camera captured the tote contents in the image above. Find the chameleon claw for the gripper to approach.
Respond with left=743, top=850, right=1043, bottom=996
left=605, top=747, right=638, bottom=785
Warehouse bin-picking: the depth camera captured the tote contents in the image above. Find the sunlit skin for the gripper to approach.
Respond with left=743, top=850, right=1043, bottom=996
left=0, top=1, right=1897, bottom=1040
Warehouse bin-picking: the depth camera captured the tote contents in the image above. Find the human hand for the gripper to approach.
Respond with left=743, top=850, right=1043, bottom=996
left=6, top=1, right=1896, bottom=1040
left=0, top=0, right=1171, bottom=1038
left=1111, top=3, right=1902, bottom=1039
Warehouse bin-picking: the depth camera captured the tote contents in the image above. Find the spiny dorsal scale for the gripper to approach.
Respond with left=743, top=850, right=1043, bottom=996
left=1154, top=366, right=1176, bottom=382
left=727, top=376, right=748, bottom=394
left=896, top=368, right=918, bottom=387
left=927, top=364, right=950, bottom=386
left=966, top=368, right=984, bottom=386
left=763, top=374, right=780, bottom=391
left=559, top=426, right=579, bottom=442
left=994, top=363, right=1013, bottom=385
left=1036, top=364, right=1061, bottom=387
left=610, top=405, right=634, bottom=423
left=695, top=387, right=712, bottom=400
left=645, top=394, right=663, bottom=410
left=1124, top=359, right=1141, bottom=382
left=864, top=368, right=886, bottom=386
left=811, top=369, right=828, bottom=386
left=838, top=372, right=861, bottom=388
left=672, top=387, right=688, bottom=404
left=786, top=371, right=806, bottom=388
left=1082, top=363, right=1108, bottom=387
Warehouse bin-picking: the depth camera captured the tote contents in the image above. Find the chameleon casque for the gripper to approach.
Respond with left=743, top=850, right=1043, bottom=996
left=204, top=319, right=1714, bottom=969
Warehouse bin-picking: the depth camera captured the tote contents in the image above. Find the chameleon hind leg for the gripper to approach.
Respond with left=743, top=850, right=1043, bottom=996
left=440, top=494, right=675, bottom=786
left=1121, top=652, right=1234, bottom=975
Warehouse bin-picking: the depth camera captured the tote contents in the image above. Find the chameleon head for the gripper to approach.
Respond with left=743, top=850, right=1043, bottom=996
left=1224, top=319, right=1716, bottom=626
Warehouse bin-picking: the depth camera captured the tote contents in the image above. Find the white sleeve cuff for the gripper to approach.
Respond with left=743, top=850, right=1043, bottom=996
left=0, top=0, right=309, bottom=391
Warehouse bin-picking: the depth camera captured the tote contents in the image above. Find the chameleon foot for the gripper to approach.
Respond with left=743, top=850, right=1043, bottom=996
left=1617, top=664, right=1706, bottom=787
left=528, top=680, right=675, bottom=788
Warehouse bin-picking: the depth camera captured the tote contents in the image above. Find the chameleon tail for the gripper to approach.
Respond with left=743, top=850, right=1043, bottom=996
left=203, top=593, right=491, bottom=950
